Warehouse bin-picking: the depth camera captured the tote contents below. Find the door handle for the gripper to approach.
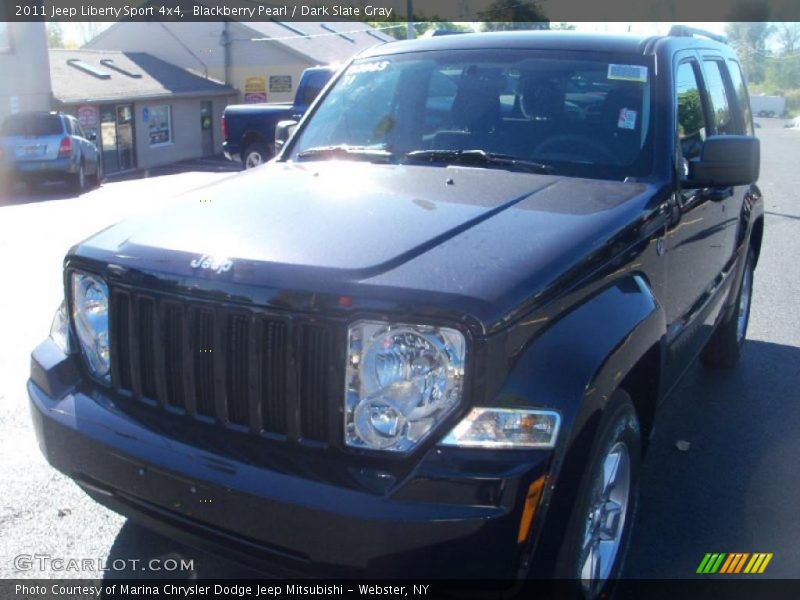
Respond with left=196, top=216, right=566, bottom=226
left=704, top=187, right=734, bottom=202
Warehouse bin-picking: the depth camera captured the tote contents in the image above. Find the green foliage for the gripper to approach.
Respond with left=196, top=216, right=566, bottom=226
left=46, top=23, right=64, bottom=48
left=763, top=56, right=800, bottom=93
left=479, top=0, right=549, bottom=31
left=784, top=89, right=800, bottom=118
left=677, top=89, right=704, bottom=136
left=726, top=22, right=774, bottom=83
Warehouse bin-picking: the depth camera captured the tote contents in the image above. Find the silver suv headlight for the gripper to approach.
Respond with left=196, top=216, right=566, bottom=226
left=70, top=272, right=110, bottom=381
left=345, top=320, right=466, bottom=452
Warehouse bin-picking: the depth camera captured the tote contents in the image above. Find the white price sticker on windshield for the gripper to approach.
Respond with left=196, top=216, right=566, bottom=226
left=608, top=64, right=648, bottom=83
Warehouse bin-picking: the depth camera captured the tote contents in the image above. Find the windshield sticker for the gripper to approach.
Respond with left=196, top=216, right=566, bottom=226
left=608, top=64, right=648, bottom=83
left=618, top=108, right=638, bottom=130
left=348, top=60, right=391, bottom=75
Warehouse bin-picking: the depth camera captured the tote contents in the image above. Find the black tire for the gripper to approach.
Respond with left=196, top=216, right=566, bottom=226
left=700, top=248, right=755, bottom=369
left=71, top=161, right=86, bottom=193
left=242, top=143, right=271, bottom=169
left=555, top=390, right=641, bottom=599
left=92, top=159, right=103, bottom=188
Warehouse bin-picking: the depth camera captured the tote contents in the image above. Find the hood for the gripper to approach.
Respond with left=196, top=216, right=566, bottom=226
left=74, top=161, right=653, bottom=329
left=78, top=161, right=563, bottom=277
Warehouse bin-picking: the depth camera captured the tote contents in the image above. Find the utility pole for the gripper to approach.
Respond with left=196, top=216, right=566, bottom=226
left=406, top=0, right=415, bottom=40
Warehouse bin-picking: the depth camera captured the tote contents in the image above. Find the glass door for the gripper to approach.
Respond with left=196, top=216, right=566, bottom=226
left=116, top=105, right=135, bottom=171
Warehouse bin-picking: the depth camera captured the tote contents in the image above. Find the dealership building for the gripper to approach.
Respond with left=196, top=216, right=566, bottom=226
left=49, top=48, right=236, bottom=174
left=84, top=21, right=392, bottom=103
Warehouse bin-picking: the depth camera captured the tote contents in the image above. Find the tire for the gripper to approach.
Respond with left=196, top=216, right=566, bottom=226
left=700, top=248, right=755, bottom=369
left=242, top=143, right=271, bottom=169
left=71, top=161, right=86, bottom=193
left=555, top=391, right=641, bottom=599
left=92, top=159, right=103, bottom=188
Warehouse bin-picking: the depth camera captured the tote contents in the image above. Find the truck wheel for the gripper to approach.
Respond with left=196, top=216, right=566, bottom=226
left=555, top=390, right=641, bottom=599
left=701, top=248, right=755, bottom=369
left=71, top=162, right=86, bottom=193
left=243, top=143, right=270, bottom=169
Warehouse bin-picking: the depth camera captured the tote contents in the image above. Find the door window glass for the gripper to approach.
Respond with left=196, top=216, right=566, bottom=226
left=676, top=61, right=707, bottom=162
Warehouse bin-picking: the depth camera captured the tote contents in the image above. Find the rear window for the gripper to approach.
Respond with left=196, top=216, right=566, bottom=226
left=1, top=114, right=64, bottom=136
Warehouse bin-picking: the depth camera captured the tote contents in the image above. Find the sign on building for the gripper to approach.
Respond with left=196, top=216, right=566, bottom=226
left=244, top=77, right=267, bottom=103
left=269, top=75, right=292, bottom=94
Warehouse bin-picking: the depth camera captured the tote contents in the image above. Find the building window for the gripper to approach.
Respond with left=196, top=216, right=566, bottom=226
left=146, top=105, right=172, bottom=146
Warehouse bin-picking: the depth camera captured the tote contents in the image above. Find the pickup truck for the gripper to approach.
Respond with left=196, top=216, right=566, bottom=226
left=222, top=66, right=334, bottom=168
left=31, top=30, right=763, bottom=596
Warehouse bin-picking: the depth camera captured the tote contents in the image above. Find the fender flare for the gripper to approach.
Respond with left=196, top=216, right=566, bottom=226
left=493, top=275, right=666, bottom=576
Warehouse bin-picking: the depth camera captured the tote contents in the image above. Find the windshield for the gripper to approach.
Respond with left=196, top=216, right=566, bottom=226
left=289, top=49, right=654, bottom=179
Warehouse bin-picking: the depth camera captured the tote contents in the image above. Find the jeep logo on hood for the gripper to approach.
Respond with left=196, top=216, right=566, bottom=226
left=190, top=255, right=233, bottom=274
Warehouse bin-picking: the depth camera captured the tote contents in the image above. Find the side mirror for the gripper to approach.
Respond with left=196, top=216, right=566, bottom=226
left=88, top=132, right=97, bottom=142
left=687, top=135, right=759, bottom=187
left=274, top=120, right=298, bottom=153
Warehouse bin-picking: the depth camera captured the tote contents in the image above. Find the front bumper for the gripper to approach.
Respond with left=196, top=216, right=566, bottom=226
left=29, top=340, right=552, bottom=578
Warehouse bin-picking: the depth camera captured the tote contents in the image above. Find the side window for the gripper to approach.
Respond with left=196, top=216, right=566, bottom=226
left=675, top=61, right=707, bottom=162
left=727, top=59, right=754, bottom=136
left=702, top=59, right=737, bottom=134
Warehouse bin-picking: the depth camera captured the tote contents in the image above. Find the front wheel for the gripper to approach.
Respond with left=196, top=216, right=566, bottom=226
left=242, top=143, right=271, bottom=169
left=700, top=248, right=755, bottom=369
left=555, top=391, right=641, bottom=599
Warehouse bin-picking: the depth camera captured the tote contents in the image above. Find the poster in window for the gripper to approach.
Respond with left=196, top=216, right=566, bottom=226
left=147, top=105, right=172, bottom=145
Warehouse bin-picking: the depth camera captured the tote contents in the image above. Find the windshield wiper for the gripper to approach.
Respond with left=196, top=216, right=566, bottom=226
left=296, top=145, right=395, bottom=163
left=405, top=149, right=554, bottom=174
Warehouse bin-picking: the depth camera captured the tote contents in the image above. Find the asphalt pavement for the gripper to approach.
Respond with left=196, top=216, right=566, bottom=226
left=0, top=127, right=798, bottom=580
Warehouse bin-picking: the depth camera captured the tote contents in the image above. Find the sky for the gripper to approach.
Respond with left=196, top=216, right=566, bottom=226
left=57, top=21, right=729, bottom=46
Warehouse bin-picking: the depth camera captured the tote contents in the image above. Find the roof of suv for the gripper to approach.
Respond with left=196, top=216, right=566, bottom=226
left=360, top=30, right=729, bottom=59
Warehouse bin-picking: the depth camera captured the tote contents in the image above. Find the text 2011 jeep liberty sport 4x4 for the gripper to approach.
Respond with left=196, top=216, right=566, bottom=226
left=30, top=29, right=763, bottom=594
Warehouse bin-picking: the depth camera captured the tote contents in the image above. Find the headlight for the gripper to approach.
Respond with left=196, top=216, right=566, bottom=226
left=440, top=408, right=560, bottom=449
left=70, top=272, right=110, bottom=380
left=345, top=320, right=466, bottom=452
left=49, top=300, right=70, bottom=354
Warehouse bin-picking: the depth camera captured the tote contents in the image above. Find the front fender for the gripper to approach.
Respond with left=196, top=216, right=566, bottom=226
left=491, top=275, right=665, bottom=576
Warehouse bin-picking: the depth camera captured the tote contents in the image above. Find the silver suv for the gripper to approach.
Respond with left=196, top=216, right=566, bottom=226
left=0, top=111, right=102, bottom=193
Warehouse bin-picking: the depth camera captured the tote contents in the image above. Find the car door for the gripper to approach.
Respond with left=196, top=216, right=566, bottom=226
left=663, top=54, right=731, bottom=383
left=72, top=117, right=97, bottom=171
left=698, top=55, right=747, bottom=261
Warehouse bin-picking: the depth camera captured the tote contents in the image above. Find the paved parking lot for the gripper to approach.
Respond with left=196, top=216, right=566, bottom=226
left=1, top=126, right=798, bottom=580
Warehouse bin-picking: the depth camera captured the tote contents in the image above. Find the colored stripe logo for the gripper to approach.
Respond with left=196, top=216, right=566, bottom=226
left=697, top=552, right=773, bottom=574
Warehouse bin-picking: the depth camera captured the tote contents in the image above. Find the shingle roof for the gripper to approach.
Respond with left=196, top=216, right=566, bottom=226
left=49, top=49, right=236, bottom=104
left=242, top=21, right=393, bottom=65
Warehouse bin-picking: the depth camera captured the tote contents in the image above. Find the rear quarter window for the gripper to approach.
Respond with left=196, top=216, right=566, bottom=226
left=702, top=60, right=738, bottom=134
left=727, top=59, right=754, bottom=135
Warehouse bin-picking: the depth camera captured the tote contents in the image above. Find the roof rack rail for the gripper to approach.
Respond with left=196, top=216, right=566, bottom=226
left=668, top=25, right=727, bottom=44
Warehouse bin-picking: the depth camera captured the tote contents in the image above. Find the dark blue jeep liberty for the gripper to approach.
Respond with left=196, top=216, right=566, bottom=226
left=30, top=29, right=762, bottom=596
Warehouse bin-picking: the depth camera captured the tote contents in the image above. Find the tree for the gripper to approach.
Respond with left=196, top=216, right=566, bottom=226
left=479, top=0, right=549, bottom=31
left=775, top=23, right=800, bottom=55
left=46, top=23, right=64, bottom=48
left=725, top=22, right=774, bottom=83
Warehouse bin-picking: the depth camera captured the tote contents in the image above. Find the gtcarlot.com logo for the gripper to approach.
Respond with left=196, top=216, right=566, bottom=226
left=696, top=552, right=773, bottom=574
left=14, top=554, right=195, bottom=573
